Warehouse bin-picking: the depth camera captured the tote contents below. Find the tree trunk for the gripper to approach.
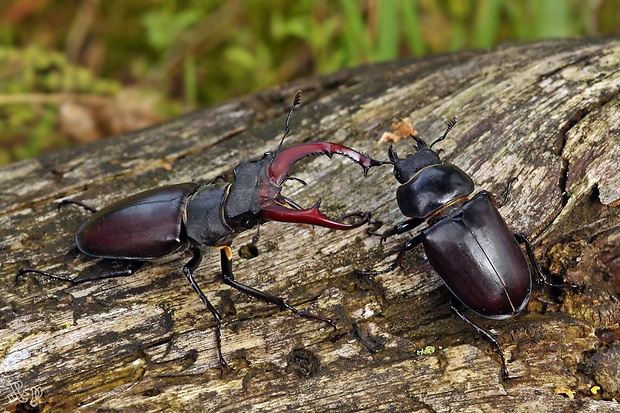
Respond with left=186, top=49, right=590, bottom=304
left=2, top=38, right=619, bottom=412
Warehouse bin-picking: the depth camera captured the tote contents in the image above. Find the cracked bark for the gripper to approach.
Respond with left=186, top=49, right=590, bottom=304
left=1, top=38, right=620, bottom=412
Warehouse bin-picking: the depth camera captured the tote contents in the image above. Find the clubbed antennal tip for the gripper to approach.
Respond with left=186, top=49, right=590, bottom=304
left=278, top=90, right=303, bottom=150
left=292, top=89, right=302, bottom=107
left=446, top=116, right=458, bottom=131
left=430, top=116, right=458, bottom=149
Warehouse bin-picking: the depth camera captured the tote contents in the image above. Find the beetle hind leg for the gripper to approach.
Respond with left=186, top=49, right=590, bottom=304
left=357, top=232, right=422, bottom=276
left=218, top=246, right=336, bottom=329
left=450, top=297, right=511, bottom=380
left=514, top=233, right=579, bottom=289
left=17, top=267, right=77, bottom=284
left=17, top=262, right=142, bottom=285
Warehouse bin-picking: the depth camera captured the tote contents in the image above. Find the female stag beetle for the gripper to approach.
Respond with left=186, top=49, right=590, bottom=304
left=363, top=117, right=573, bottom=379
left=19, top=91, right=382, bottom=369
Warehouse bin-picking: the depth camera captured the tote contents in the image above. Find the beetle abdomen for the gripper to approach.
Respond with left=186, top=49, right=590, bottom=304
left=76, top=183, right=197, bottom=260
left=421, top=192, right=531, bottom=319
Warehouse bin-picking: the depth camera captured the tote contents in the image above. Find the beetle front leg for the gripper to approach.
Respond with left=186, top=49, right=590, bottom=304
left=496, top=178, right=518, bottom=207
left=58, top=199, right=98, bottom=213
left=450, top=297, right=510, bottom=380
left=367, top=217, right=423, bottom=241
left=218, top=246, right=336, bottom=329
left=182, top=247, right=229, bottom=372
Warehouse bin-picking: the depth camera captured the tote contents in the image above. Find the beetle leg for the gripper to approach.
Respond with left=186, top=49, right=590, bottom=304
left=17, top=262, right=142, bottom=285
left=367, top=217, right=423, bottom=242
left=217, top=246, right=336, bottom=329
left=450, top=297, right=511, bottom=380
left=496, top=178, right=518, bottom=207
left=17, top=267, right=80, bottom=284
left=358, top=233, right=422, bottom=275
left=182, top=247, right=229, bottom=372
left=514, top=233, right=579, bottom=289
left=513, top=233, right=546, bottom=285
left=58, top=199, right=98, bottom=213
left=251, top=225, right=261, bottom=245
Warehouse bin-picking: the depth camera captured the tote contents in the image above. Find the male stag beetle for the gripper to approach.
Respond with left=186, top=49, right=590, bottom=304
left=363, top=117, right=573, bottom=379
left=19, top=91, right=382, bottom=369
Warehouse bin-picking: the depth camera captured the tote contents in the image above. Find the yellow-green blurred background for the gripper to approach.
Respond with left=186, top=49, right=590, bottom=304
left=1, top=0, right=618, bottom=165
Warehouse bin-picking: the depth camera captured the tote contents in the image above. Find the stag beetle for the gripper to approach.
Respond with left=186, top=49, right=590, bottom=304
left=363, top=117, right=572, bottom=379
left=18, top=91, right=382, bottom=369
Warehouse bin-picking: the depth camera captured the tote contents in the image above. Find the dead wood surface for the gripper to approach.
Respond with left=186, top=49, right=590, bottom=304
left=1, top=38, right=620, bottom=412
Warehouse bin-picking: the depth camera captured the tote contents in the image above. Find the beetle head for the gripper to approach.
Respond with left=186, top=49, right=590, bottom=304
left=387, top=117, right=457, bottom=184
left=226, top=90, right=382, bottom=231
left=388, top=138, right=442, bottom=183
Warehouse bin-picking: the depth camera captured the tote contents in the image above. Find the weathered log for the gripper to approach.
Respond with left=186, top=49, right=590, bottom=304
left=1, top=38, right=619, bottom=412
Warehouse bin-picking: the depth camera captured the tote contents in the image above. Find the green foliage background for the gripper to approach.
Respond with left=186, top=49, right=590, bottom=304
left=1, top=0, right=618, bottom=164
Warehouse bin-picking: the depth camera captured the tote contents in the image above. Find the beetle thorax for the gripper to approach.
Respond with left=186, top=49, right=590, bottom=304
left=223, top=158, right=269, bottom=230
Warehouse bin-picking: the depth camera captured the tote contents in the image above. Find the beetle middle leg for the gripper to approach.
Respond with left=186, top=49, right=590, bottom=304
left=217, top=246, right=336, bottom=329
left=357, top=217, right=423, bottom=275
left=450, top=297, right=510, bottom=379
left=182, top=247, right=229, bottom=371
left=358, top=232, right=423, bottom=275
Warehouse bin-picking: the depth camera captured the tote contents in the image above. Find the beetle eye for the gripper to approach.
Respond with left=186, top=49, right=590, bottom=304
left=394, top=170, right=401, bottom=181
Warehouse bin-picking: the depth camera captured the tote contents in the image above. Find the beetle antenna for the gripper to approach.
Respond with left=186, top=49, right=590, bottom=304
left=430, top=116, right=458, bottom=149
left=277, top=90, right=303, bottom=151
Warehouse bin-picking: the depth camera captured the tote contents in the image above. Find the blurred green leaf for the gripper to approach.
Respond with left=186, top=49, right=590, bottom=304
left=183, top=54, right=197, bottom=107
left=224, top=46, right=258, bottom=70
left=473, top=0, right=503, bottom=48
left=339, top=0, right=371, bottom=65
left=141, top=9, right=204, bottom=51
left=1, top=0, right=617, bottom=165
left=401, top=0, right=426, bottom=55
left=375, top=1, right=399, bottom=61
left=534, top=0, right=571, bottom=39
